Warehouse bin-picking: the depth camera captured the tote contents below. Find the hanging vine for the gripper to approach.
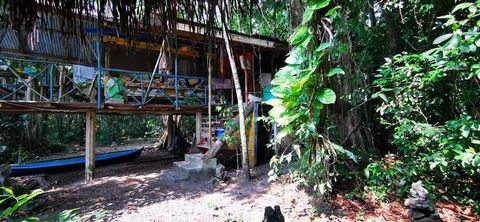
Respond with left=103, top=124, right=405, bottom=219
left=266, top=0, right=356, bottom=195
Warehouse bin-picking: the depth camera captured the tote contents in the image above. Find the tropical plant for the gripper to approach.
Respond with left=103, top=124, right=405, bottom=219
left=1, top=187, right=43, bottom=220
left=370, top=0, right=480, bottom=211
left=266, top=0, right=357, bottom=196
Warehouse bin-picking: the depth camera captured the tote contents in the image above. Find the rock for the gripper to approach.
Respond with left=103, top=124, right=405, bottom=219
left=0, top=164, right=11, bottom=185
left=274, top=205, right=285, bottom=222
left=404, top=181, right=443, bottom=222
left=263, top=205, right=284, bottom=222
left=410, top=181, right=429, bottom=199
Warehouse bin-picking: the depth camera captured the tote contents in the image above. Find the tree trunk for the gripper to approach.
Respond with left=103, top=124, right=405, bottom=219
left=167, top=115, right=175, bottom=148
left=289, top=0, right=304, bottom=32
left=384, top=8, right=401, bottom=56
left=220, top=14, right=250, bottom=182
left=207, top=37, right=213, bottom=150
left=368, top=0, right=377, bottom=27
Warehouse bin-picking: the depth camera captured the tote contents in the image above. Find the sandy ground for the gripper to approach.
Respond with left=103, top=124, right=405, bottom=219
left=11, top=149, right=480, bottom=222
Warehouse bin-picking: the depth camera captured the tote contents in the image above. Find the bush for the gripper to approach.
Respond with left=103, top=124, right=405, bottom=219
left=369, top=1, right=480, bottom=212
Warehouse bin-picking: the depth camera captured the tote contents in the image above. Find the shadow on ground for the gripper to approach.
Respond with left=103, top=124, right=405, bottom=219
left=28, top=150, right=272, bottom=220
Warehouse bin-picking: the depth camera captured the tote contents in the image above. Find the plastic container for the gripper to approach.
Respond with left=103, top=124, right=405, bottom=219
left=215, top=127, right=225, bottom=138
left=262, top=85, right=274, bottom=101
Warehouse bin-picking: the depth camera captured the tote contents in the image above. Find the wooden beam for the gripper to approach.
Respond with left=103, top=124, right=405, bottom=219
left=95, top=36, right=200, bottom=57
left=85, top=111, right=96, bottom=183
left=0, top=101, right=217, bottom=115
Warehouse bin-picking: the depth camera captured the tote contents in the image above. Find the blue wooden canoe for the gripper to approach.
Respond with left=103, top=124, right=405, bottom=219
left=10, top=148, right=144, bottom=177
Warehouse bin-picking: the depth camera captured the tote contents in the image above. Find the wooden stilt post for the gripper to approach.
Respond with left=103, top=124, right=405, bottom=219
left=85, top=111, right=96, bottom=183
left=167, top=115, right=174, bottom=149
left=195, top=112, right=202, bottom=146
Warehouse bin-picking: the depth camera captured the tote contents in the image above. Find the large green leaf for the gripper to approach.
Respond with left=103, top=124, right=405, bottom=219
left=308, top=0, right=330, bottom=10
left=289, top=26, right=311, bottom=45
left=452, top=2, right=474, bottom=13
left=331, top=142, right=358, bottom=163
left=285, top=47, right=306, bottom=65
left=270, top=86, right=287, bottom=98
left=316, top=42, right=331, bottom=52
left=272, top=66, right=297, bottom=85
left=316, top=88, right=336, bottom=104
left=302, top=7, right=314, bottom=24
left=327, top=67, right=345, bottom=77
left=433, top=33, right=453, bottom=45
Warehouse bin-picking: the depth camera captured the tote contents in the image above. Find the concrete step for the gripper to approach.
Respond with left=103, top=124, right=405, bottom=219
left=173, top=161, right=202, bottom=175
left=185, top=153, right=204, bottom=164
left=185, top=153, right=217, bottom=169
left=164, top=168, right=189, bottom=182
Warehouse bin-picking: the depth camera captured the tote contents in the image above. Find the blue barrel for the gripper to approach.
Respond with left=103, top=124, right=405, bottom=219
left=215, top=128, right=225, bottom=138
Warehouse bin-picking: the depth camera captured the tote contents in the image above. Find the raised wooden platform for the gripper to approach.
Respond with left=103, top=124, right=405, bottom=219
left=0, top=101, right=208, bottom=115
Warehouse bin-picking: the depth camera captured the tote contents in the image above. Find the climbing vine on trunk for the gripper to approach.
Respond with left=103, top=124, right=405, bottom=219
left=267, top=0, right=356, bottom=195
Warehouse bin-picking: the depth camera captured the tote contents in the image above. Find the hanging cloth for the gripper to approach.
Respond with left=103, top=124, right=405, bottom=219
left=73, top=65, right=95, bottom=83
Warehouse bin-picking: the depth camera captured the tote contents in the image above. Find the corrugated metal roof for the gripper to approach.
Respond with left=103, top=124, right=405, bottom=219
left=0, top=14, right=288, bottom=66
left=0, top=15, right=97, bottom=66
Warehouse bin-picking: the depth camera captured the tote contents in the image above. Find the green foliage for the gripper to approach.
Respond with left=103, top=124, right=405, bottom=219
left=370, top=1, right=480, bottom=212
left=228, top=0, right=289, bottom=40
left=1, top=186, right=80, bottom=221
left=267, top=1, right=356, bottom=196
left=1, top=187, right=43, bottom=220
left=0, top=113, right=164, bottom=163
left=44, top=209, right=80, bottom=222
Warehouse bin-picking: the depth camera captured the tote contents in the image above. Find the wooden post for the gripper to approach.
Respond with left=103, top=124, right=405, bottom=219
left=167, top=115, right=175, bottom=149
left=195, top=112, right=202, bottom=145
left=85, top=111, right=96, bottom=183
left=58, top=67, right=64, bottom=102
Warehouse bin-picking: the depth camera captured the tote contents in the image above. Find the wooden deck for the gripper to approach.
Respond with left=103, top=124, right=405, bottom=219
left=0, top=100, right=208, bottom=115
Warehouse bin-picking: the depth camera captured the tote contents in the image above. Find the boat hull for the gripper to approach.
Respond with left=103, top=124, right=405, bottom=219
left=10, top=148, right=143, bottom=177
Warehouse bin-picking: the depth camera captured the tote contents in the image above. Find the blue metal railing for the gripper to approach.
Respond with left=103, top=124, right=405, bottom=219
left=0, top=57, right=208, bottom=108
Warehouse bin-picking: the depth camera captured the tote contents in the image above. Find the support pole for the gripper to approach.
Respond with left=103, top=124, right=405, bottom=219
left=85, top=111, right=96, bottom=183
left=59, top=67, right=64, bottom=101
left=195, top=112, right=202, bottom=145
left=49, top=64, right=53, bottom=101
left=174, top=54, right=179, bottom=108
left=96, top=24, right=102, bottom=109
left=167, top=115, right=175, bottom=149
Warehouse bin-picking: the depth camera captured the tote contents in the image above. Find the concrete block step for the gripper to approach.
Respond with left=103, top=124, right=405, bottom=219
left=185, top=153, right=217, bottom=169
left=202, top=158, right=217, bottom=170
left=164, top=168, right=188, bottom=182
left=185, top=153, right=204, bottom=164
left=173, top=161, right=202, bottom=174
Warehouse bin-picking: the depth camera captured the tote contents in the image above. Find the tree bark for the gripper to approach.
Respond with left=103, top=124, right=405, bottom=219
left=384, top=8, right=401, bottom=56
left=289, top=0, right=304, bottom=32
left=207, top=35, right=213, bottom=150
left=368, top=0, right=377, bottom=27
left=220, top=14, right=250, bottom=182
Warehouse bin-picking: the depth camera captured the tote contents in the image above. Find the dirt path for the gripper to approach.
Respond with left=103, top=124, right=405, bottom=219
left=13, top=150, right=478, bottom=222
